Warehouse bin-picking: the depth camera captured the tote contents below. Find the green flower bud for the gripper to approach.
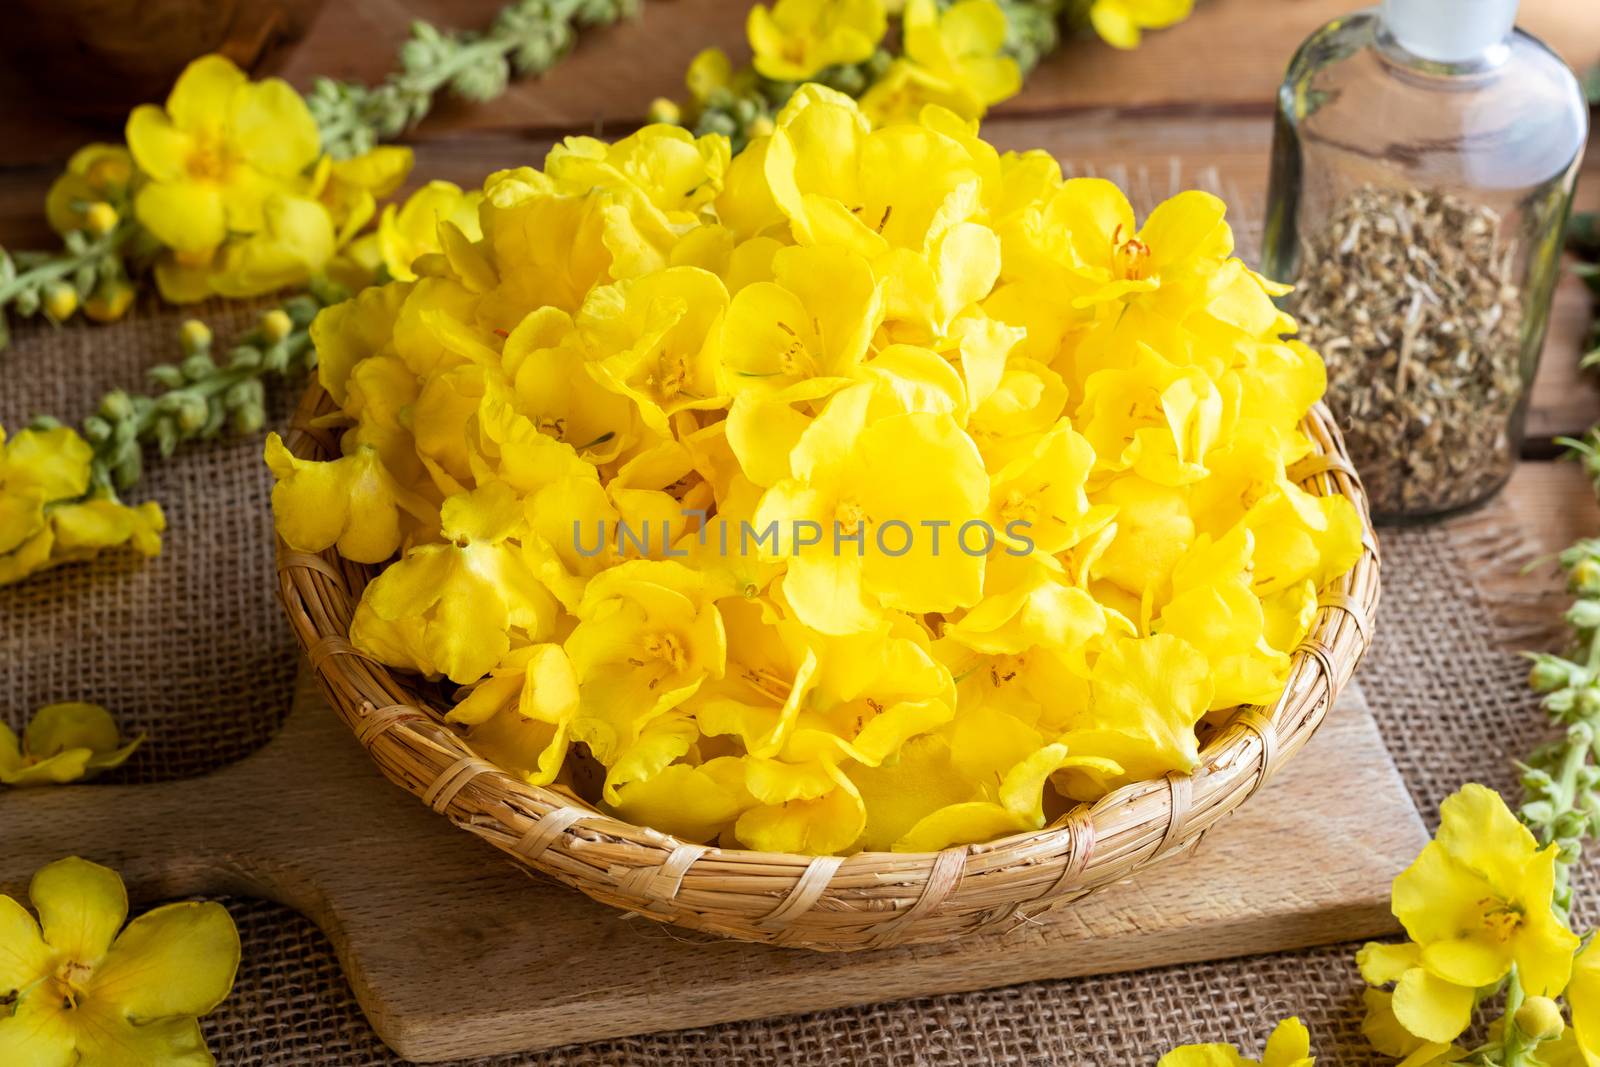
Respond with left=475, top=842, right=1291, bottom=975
left=1572, top=558, right=1600, bottom=596
left=1547, top=689, right=1578, bottom=715
left=1529, top=655, right=1576, bottom=693
left=284, top=295, right=320, bottom=326
left=112, top=447, right=142, bottom=490
left=179, top=319, right=213, bottom=355
left=153, top=416, right=179, bottom=457
left=1576, top=686, right=1600, bottom=718
left=1568, top=599, right=1600, bottom=629
left=180, top=352, right=216, bottom=382
left=175, top=395, right=209, bottom=434
left=1522, top=799, right=1555, bottom=825
left=259, top=308, right=294, bottom=343
left=81, top=415, right=112, bottom=444
left=231, top=403, right=265, bottom=435
left=42, top=281, right=79, bottom=321
left=1556, top=809, right=1588, bottom=839
left=98, top=389, right=134, bottom=422
left=230, top=345, right=264, bottom=371
left=147, top=363, right=185, bottom=389
left=15, top=286, right=40, bottom=316
left=1515, top=996, right=1565, bottom=1042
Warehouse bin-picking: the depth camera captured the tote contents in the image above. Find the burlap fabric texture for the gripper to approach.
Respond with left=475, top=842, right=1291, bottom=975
left=0, top=184, right=1572, bottom=1064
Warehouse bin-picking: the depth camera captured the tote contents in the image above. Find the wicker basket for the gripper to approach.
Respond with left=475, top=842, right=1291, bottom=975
left=275, top=379, right=1379, bottom=951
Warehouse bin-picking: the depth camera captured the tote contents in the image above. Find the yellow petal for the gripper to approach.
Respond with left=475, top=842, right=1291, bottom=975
left=228, top=77, right=321, bottom=177
left=1391, top=966, right=1475, bottom=1045
left=164, top=54, right=247, bottom=132
left=76, top=1011, right=215, bottom=1067
left=0, top=894, right=51, bottom=994
left=125, top=106, right=192, bottom=184
left=0, top=989, right=77, bottom=1067
left=23, top=703, right=120, bottom=761
left=89, top=901, right=240, bottom=1018
left=29, top=857, right=127, bottom=964
left=135, top=181, right=226, bottom=255
left=1261, top=1017, right=1312, bottom=1067
left=1357, top=940, right=1422, bottom=986
left=1568, top=939, right=1600, bottom=1066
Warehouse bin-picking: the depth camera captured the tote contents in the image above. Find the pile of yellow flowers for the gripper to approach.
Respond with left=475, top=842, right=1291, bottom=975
left=268, top=86, right=1361, bottom=855
left=48, top=54, right=415, bottom=308
left=0, top=422, right=165, bottom=586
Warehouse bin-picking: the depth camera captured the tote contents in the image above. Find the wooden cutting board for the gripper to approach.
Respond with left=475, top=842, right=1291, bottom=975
left=0, top=674, right=1426, bottom=1062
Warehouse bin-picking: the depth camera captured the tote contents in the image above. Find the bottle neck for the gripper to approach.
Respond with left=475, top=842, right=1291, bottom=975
left=1379, top=0, right=1517, bottom=65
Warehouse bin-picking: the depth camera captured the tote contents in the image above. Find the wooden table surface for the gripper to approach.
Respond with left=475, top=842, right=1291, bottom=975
left=2, top=0, right=1597, bottom=607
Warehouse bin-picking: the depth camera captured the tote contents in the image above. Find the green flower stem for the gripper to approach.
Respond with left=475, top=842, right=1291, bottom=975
left=0, top=221, right=136, bottom=350
left=305, top=0, right=641, bottom=159
left=31, top=290, right=333, bottom=501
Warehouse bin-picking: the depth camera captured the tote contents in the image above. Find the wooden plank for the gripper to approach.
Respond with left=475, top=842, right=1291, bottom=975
left=0, top=675, right=1423, bottom=1061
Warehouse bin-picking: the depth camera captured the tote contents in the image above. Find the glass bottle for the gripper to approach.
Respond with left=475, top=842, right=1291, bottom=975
left=1262, top=0, right=1588, bottom=523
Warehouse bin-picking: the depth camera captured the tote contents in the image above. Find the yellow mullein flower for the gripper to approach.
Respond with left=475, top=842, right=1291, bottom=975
left=350, top=482, right=560, bottom=683
left=377, top=180, right=484, bottom=283
left=753, top=383, right=990, bottom=634
left=264, top=432, right=431, bottom=564
left=1156, top=529, right=1290, bottom=709
left=316, top=146, right=415, bottom=243
left=747, top=0, right=887, bottom=81
left=45, top=144, right=134, bottom=236
left=0, top=424, right=165, bottom=587
left=1090, top=0, right=1194, bottom=50
left=983, top=419, right=1111, bottom=554
left=0, top=423, right=89, bottom=555
left=1359, top=785, right=1579, bottom=1045
left=126, top=54, right=320, bottom=261
left=579, top=266, right=731, bottom=433
left=447, top=644, right=580, bottom=786
left=1055, top=633, right=1213, bottom=798
left=861, top=0, right=1020, bottom=124
left=565, top=561, right=727, bottom=786
left=545, top=124, right=729, bottom=223
left=0, top=703, right=142, bottom=787
left=720, top=243, right=882, bottom=398
left=1158, top=1018, right=1315, bottom=1067
left=0, top=857, right=239, bottom=1065
left=1394, top=784, right=1579, bottom=995
left=208, top=193, right=337, bottom=298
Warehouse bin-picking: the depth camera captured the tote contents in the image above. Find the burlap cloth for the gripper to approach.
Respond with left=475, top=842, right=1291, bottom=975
left=0, top=181, right=1576, bottom=1064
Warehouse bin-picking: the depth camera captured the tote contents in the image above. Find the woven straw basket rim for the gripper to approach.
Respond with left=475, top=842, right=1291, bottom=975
left=275, top=378, right=1380, bottom=951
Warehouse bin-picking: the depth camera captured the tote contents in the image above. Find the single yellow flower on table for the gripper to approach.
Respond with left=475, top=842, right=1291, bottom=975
left=1358, top=784, right=1580, bottom=1045
left=0, top=703, right=142, bottom=787
left=0, top=423, right=165, bottom=587
left=747, top=0, right=887, bottom=81
left=0, top=857, right=239, bottom=1065
left=126, top=54, right=320, bottom=263
left=1158, top=1017, right=1315, bottom=1067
